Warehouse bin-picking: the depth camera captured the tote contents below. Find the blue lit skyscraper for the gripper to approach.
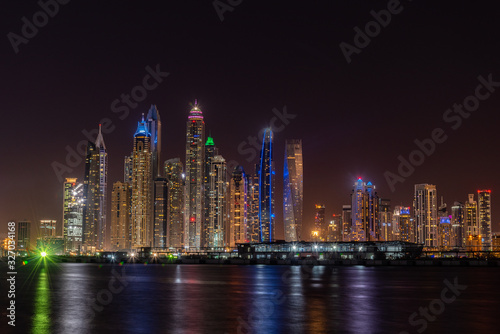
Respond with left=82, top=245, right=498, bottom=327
left=258, top=128, right=275, bottom=242
left=146, top=105, right=162, bottom=178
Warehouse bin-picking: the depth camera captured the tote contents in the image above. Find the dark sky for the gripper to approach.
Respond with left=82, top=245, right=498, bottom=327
left=2, top=0, right=500, bottom=239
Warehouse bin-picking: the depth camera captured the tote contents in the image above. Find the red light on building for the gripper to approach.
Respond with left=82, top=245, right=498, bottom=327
left=190, top=217, right=195, bottom=222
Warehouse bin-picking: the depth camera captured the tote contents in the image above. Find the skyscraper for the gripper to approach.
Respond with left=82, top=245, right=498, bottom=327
left=414, top=184, right=437, bottom=248
left=184, top=101, right=205, bottom=249
left=379, top=198, right=392, bottom=241
left=439, top=216, right=453, bottom=249
left=229, top=165, right=248, bottom=247
left=394, top=207, right=413, bottom=242
left=464, top=194, right=478, bottom=237
left=451, top=202, right=464, bottom=247
left=153, top=178, right=168, bottom=248
left=82, top=124, right=107, bottom=252
left=313, top=204, right=326, bottom=241
left=110, top=181, right=131, bottom=251
left=165, top=158, right=184, bottom=248
left=146, top=105, right=162, bottom=178
left=203, top=135, right=218, bottom=247
left=40, top=220, right=57, bottom=238
left=478, top=190, right=492, bottom=251
left=283, top=139, right=303, bottom=242
left=327, top=214, right=342, bottom=242
left=131, top=115, right=153, bottom=248
left=247, top=170, right=260, bottom=243
left=17, top=221, right=31, bottom=251
left=204, top=154, right=227, bottom=248
left=342, top=205, right=352, bottom=241
left=124, top=156, right=133, bottom=183
left=63, top=178, right=84, bottom=253
left=351, top=178, right=379, bottom=241
left=258, top=128, right=275, bottom=242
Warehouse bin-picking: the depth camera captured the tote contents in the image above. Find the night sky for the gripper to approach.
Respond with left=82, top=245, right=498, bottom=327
left=2, top=1, right=500, bottom=239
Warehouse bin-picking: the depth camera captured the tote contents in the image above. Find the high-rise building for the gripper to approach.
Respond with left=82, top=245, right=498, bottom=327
left=124, top=156, right=133, bottom=183
left=439, top=216, right=453, bottom=249
left=351, top=178, right=379, bottom=241
left=17, top=221, right=31, bottom=251
left=258, top=128, right=275, bottom=242
left=379, top=198, right=392, bottom=241
left=464, top=194, right=478, bottom=237
left=146, top=105, right=162, bottom=178
left=131, top=115, right=153, bottom=248
left=110, top=181, right=131, bottom=251
left=63, top=178, right=84, bottom=253
left=165, top=158, right=184, bottom=248
left=394, top=207, right=413, bottom=242
left=82, top=124, right=107, bottom=252
left=414, top=184, right=437, bottom=248
left=204, top=154, right=227, bottom=248
left=203, top=136, right=218, bottom=247
left=342, top=205, right=352, bottom=241
left=283, top=139, right=303, bottom=243
left=327, top=214, right=342, bottom=242
left=313, top=204, right=326, bottom=241
left=478, top=190, right=492, bottom=251
left=229, top=165, right=248, bottom=247
left=153, top=178, right=168, bottom=248
left=40, top=220, right=57, bottom=238
left=247, top=171, right=260, bottom=243
left=451, top=202, right=464, bottom=248
left=184, top=101, right=205, bottom=249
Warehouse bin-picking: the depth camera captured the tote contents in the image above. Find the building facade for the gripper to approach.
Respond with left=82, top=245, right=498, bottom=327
left=110, top=181, right=131, bottom=251
left=184, top=101, right=205, bottom=249
left=165, top=158, right=184, bottom=248
left=413, top=184, right=437, bottom=248
left=283, top=139, right=303, bottom=242
left=258, top=128, right=275, bottom=242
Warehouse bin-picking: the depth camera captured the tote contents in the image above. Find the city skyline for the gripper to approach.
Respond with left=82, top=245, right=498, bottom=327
left=2, top=2, right=500, bottom=240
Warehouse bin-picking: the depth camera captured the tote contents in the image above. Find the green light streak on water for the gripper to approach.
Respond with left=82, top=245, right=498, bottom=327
left=31, top=267, right=51, bottom=334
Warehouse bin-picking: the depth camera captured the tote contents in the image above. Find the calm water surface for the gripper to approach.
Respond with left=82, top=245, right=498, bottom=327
left=2, top=263, right=500, bottom=334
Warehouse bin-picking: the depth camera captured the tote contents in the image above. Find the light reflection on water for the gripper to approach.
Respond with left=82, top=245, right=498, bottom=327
left=8, top=263, right=500, bottom=333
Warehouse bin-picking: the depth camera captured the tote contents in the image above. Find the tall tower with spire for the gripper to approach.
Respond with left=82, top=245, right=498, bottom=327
left=185, top=100, right=205, bottom=249
left=283, top=139, right=303, bottom=242
left=146, top=105, right=162, bottom=178
left=131, top=114, right=154, bottom=248
left=82, top=124, right=107, bottom=252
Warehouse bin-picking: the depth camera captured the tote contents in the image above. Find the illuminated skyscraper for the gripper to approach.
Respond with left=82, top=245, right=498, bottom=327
left=464, top=194, right=478, bottom=237
left=451, top=202, right=464, bottom=247
left=184, top=101, right=205, bottom=249
left=203, top=136, right=218, bottom=247
left=342, top=205, right=352, bottom=241
left=283, top=139, right=303, bottom=242
left=165, top=158, right=184, bottom=248
left=313, top=204, right=326, bottom=241
left=64, top=178, right=84, bottom=253
left=82, top=125, right=107, bottom=252
left=258, top=128, right=275, bottom=242
left=146, top=105, right=162, bottom=178
left=351, top=178, right=379, bottom=241
left=393, top=207, right=413, bottom=242
left=379, top=198, right=392, bottom=241
left=131, top=115, right=153, bottom=248
left=40, top=220, right=57, bottom=238
left=247, top=170, right=260, bottom=243
left=327, top=214, right=342, bottom=242
left=16, top=221, right=31, bottom=251
left=478, top=190, right=492, bottom=251
left=124, top=156, right=133, bottom=183
left=110, top=181, right=131, bottom=251
left=229, top=165, right=248, bottom=247
left=414, top=184, right=437, bottom=248
left=153, top=178, right=168, bottom=248
left=204, top=154, right=227, bottom=248
left=439, top=216, right=452, bottom=249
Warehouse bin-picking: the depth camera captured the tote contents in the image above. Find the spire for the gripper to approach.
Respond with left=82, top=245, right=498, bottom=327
left=135, top=115, right=151, bottom=137
left=95, top=123, right=106, bottom=150
left=188, top=100, right=203, bottom=120
left=205, top=136, right=214, bottom=146
left=141, top=113, right=145, bottom=122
